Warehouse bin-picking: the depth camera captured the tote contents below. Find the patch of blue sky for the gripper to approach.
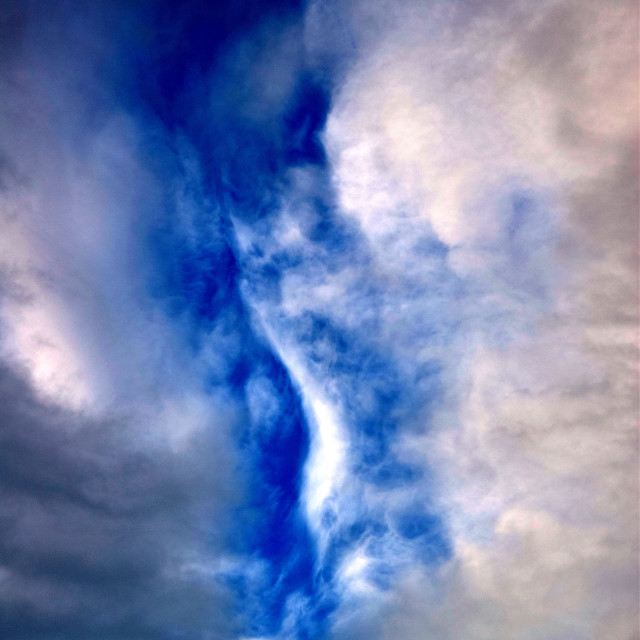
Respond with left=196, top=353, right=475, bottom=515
left=225, top=138, right=459, bottom=627
left=116, top=0, right=565, bottom=635
left=226, top=166, right=559, bottom=632
left=126, top=8, right=366, bottom=640
left=237, top=197, right=456, bottom=593
left=144, top=155, right=328, bottom=637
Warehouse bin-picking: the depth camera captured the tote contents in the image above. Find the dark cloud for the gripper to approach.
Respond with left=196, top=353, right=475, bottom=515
left=0, top=361, right=236, bottom=639
left=0, top=0, right=28, bottom=70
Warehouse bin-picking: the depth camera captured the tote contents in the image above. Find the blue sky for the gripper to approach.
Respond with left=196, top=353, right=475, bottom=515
left=0, top=1, right=637, bottom=639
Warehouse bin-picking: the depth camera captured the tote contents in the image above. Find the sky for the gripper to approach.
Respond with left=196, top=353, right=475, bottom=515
left=0, top=0, right=637, bottom=638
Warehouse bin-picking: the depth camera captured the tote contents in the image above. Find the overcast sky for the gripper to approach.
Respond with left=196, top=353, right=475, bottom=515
left=0, top=1, right=637, bottom=638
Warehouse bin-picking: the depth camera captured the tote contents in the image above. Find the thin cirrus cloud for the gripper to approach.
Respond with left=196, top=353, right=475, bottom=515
left=0, top=0, right=637, bottom=639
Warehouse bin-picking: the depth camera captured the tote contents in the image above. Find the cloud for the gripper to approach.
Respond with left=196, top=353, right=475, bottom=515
left=0, top=0, right=636, bottom=638
left=0, top=4, right=247, bottom=637
left=0, top=359, right=238, bottom=639
left=306, top=0, right=639, bottom=636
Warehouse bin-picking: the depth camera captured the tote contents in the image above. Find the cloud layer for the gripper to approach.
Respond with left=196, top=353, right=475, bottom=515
left=0, top=0, right=637, bottom=638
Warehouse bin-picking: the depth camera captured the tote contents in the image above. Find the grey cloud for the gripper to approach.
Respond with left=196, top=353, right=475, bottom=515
left=0, top=360, right=236, bottom=640
left=0, top=4, right=242, bottom=637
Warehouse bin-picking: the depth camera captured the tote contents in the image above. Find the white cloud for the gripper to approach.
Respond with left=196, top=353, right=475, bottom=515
left=307, top=0, right=639, bottom=636
left=324, top=0, right=637, bottom=249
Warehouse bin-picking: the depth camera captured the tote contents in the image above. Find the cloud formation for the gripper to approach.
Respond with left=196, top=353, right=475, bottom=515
left=312, top=0, right=639, bottom=637
left=0, top=4, right=244, bottom=637
left=0, top=0, right=637, bottom=638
